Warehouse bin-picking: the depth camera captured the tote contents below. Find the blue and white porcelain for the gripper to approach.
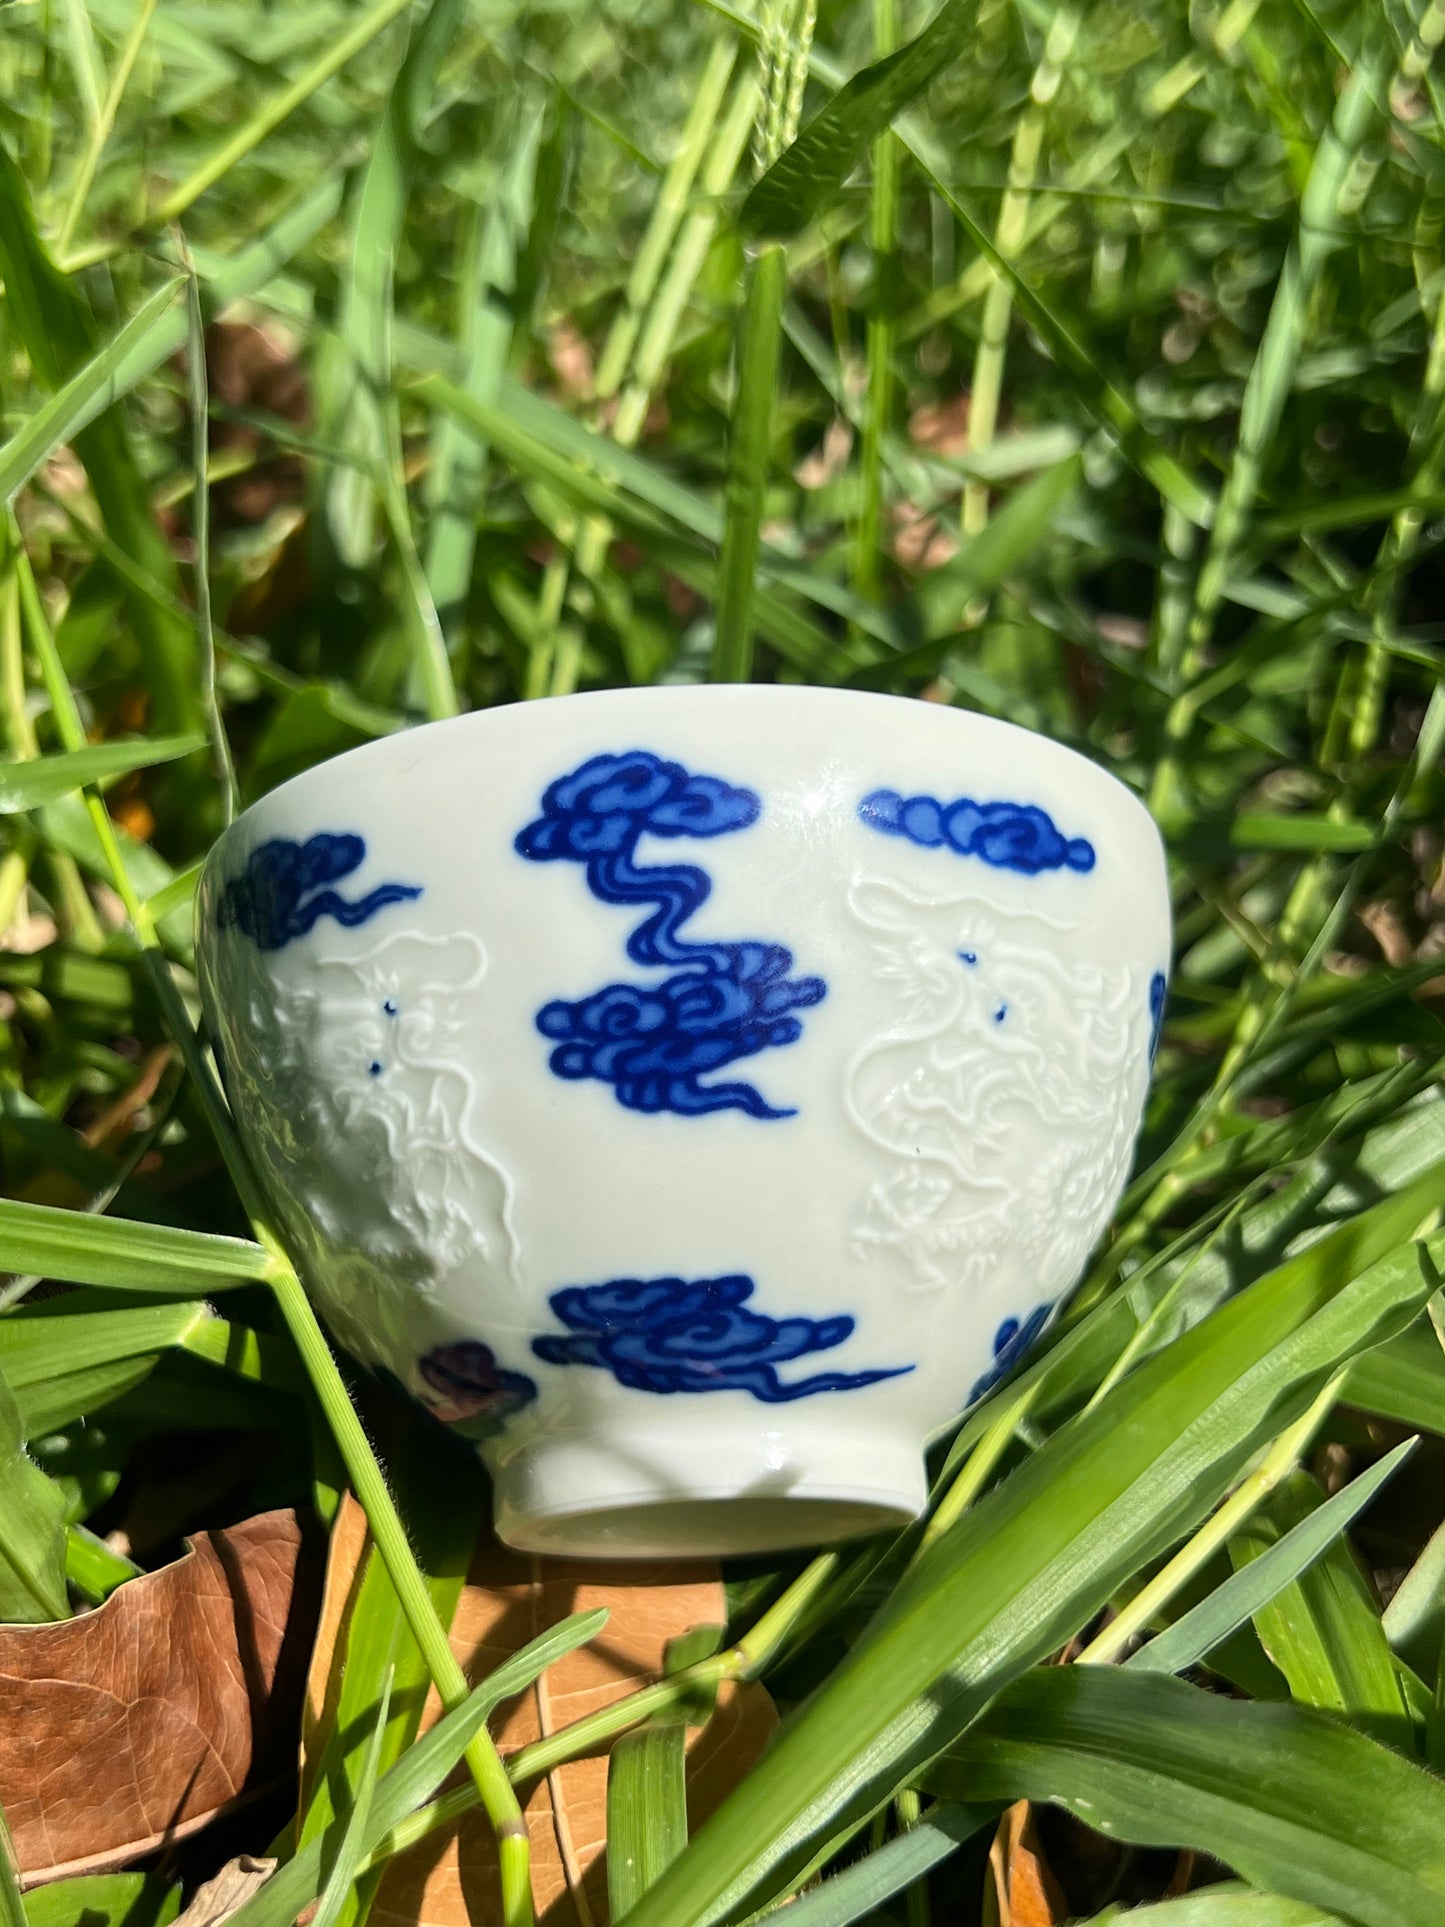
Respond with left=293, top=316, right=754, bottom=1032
left=195, top=687, right=1171, bottom=1558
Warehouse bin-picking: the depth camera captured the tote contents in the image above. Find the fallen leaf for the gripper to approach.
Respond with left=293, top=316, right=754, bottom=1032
left=4, top=1510, right=320, bottom=1885
left=301, top=1493, right=372, bottom=1785
left=794, top=417, right=853, bottom=489
left=225, top=517, right=312, bottom=637
left=909, top=392, right=971, bottom=456
left=306, top=1497, right=776, bottom=1927
left=547, top=322, right=594, bottom=401
left=1165, top=1849, right=1199, bottom=1896
left=168, top=1857, right=277, bottom=1927
left=109, top=789, right=156, bottom=843
left=891, top=500, right=957, bottom=573
left=163, top=321, right=309, bottom=537
left=987, top=1801, right=1067, bottom=1927
left=18, top=1046, right=174, bottom=1211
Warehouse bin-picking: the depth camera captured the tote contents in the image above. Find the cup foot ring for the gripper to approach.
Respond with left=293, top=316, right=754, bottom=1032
left=491, top=1426, right=927, bottom=1560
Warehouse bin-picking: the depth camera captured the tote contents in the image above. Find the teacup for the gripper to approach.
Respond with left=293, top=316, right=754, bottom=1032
left=195, top=687, right=1170, bottom=1557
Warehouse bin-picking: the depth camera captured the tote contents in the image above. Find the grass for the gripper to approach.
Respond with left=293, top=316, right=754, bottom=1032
left=2, top=0, right=1445, bottom=1922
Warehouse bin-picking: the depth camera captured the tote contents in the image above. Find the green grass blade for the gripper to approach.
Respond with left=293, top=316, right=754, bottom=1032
left=1383, top=1511, right=1445, bottom=1680
left=960, top=11, right=1077, bottom=540
left=423, top=106, right=542, bottom=626
left=1081, top=1892, right=1343, bottom=1926
left=149, top=0, right=419, bottom=232
left=36, top=796, right=191, bottom=956
left=943, top=1106, right=1445, bottom=1484
left=746, top=1804, right=994, bottom=1927
left=929, top=174, right=1214, bottom=527
left=0, top=1363, right=69, bottom=1623
left=939, top=1666, right=1445, bottom=1927
left=380, top=454, right=459, bottom=720
left=59, top=0, right=104, bottom=136
left=1231, top=1468, right=1414, bottom=1749
left=21, top=1873, right=179, bottom=1927
left=534, top=45, right=751, bottom=695
left=414, top=362, right=898, bottom=649
left=1130, top=1440, right=1415, bottom=1678
left=0, top=1197, right=275, bottom=1294
left=0, top=734, right=204, bottom=812
left=849, top=454, right=1082, bottom=685
left=1150, top=35, right=1392, bottom=822
left=324, top=0, right=464, bottom=717
left=608, top=1722, right=689, bottom=1916
left=0, top=183, right=344, bottom=512
left=594, top=37, right=738, bottom=400
left=53, top=0, right=161, bottom=259
left=711, top=241, right=788, bottom=682
left=142, top=861, right=202, bottom=925
left=911, top=450, right=1084, bottom=633
left=21, top=1359, right=170, bottom=1436
left=1343, top=1313, right=1445, bottom=1435
left=416, top=373, right=882, bottom=677
left=310, top=1668, right=395, bottom=1927
left=853, top=0, right=899, bottom=607
left=299, top=1434, right=487, bottom=1927
left=66, top=1530, right=144, bottom=1610
left=182, top=256, right=236, bottom=823
left=622, top=1214, right=1445, bottom=1927
left=0, top=1296, right=210, bottom=1359
left=623, top=70, right=759, bottom=405
left=226, top=1608, right=610, bottom=1927
left=184, top=177, right=348, bottom=322
left=0, top=276, right=183, bottom=506
left=741, top=0, right=982, bottom=237
left=328, top=0, right=464, bottom=569
left=0, top=1802, right=27, bottom=1927
left=0, top=149, right=198, bottom=734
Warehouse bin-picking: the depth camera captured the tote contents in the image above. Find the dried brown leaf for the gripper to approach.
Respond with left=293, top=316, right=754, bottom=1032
left=307, top=1497, right=776, bottom=1927
left=300, top=1493, right=371, bottom=1800
left=3, top=1510, right=319, bottom=1886
left=987, top=1801, right=1067, bottom=1927
left=169, top=1856, right=278, bottom=1927
left=908, top=392, right=971, bottom=456
left=18, top=1046, right=173, bottom=1210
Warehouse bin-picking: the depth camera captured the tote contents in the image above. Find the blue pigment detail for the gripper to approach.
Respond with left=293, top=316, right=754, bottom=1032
left=969, top=1304, right=1052, bottom=1405
left=217, top=833, right=421, bottom=951
left=418, top=1341, right=537, bottom=1433
left=859, top=789, right=1096, bottom=875
left=531, top=1274, right=912, bottom=1403
left=1149, top=971, right=1167, bottom=1059
left=383, top=999, right=398, bottom=1017
left=515, top=751, right=826, bottom=1118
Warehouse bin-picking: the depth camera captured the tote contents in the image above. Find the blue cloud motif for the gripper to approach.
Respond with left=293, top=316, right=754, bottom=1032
left=531, top=1273, right=913, bottom=1403
left=217, top=833, right=421, bottom=951
left=516, top=753, right=759, bottom=864
left=968, top=1303, right=1052, bottom=1405
left=1149, top=971, right=1167, bottom=1059
left=859, top=789, right=1096, bottom=875
left=516, top=751, right=826, bottom=1118
left=417, top=1340, right=537, bottom=1435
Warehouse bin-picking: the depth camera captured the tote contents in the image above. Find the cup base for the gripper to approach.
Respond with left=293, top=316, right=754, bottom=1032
left=491, top=1423, right=926, bottom=1560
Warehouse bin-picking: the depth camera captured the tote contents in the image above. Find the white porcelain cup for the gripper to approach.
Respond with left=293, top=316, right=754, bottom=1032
left=195, top=686, right=1170, bottom=1558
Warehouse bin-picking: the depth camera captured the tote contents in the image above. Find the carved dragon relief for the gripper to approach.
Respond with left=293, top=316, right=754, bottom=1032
left=844, top=873, right=1152, bottom=1296
left=213, top=926, right=522, bottom=1367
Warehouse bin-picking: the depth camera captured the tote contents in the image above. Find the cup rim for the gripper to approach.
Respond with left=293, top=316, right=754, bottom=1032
left=210, top=685, right=1163, bottom=850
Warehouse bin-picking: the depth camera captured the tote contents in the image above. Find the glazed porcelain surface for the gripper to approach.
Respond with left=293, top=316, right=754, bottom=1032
left=194, top=686, right=1171, bottom=1558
